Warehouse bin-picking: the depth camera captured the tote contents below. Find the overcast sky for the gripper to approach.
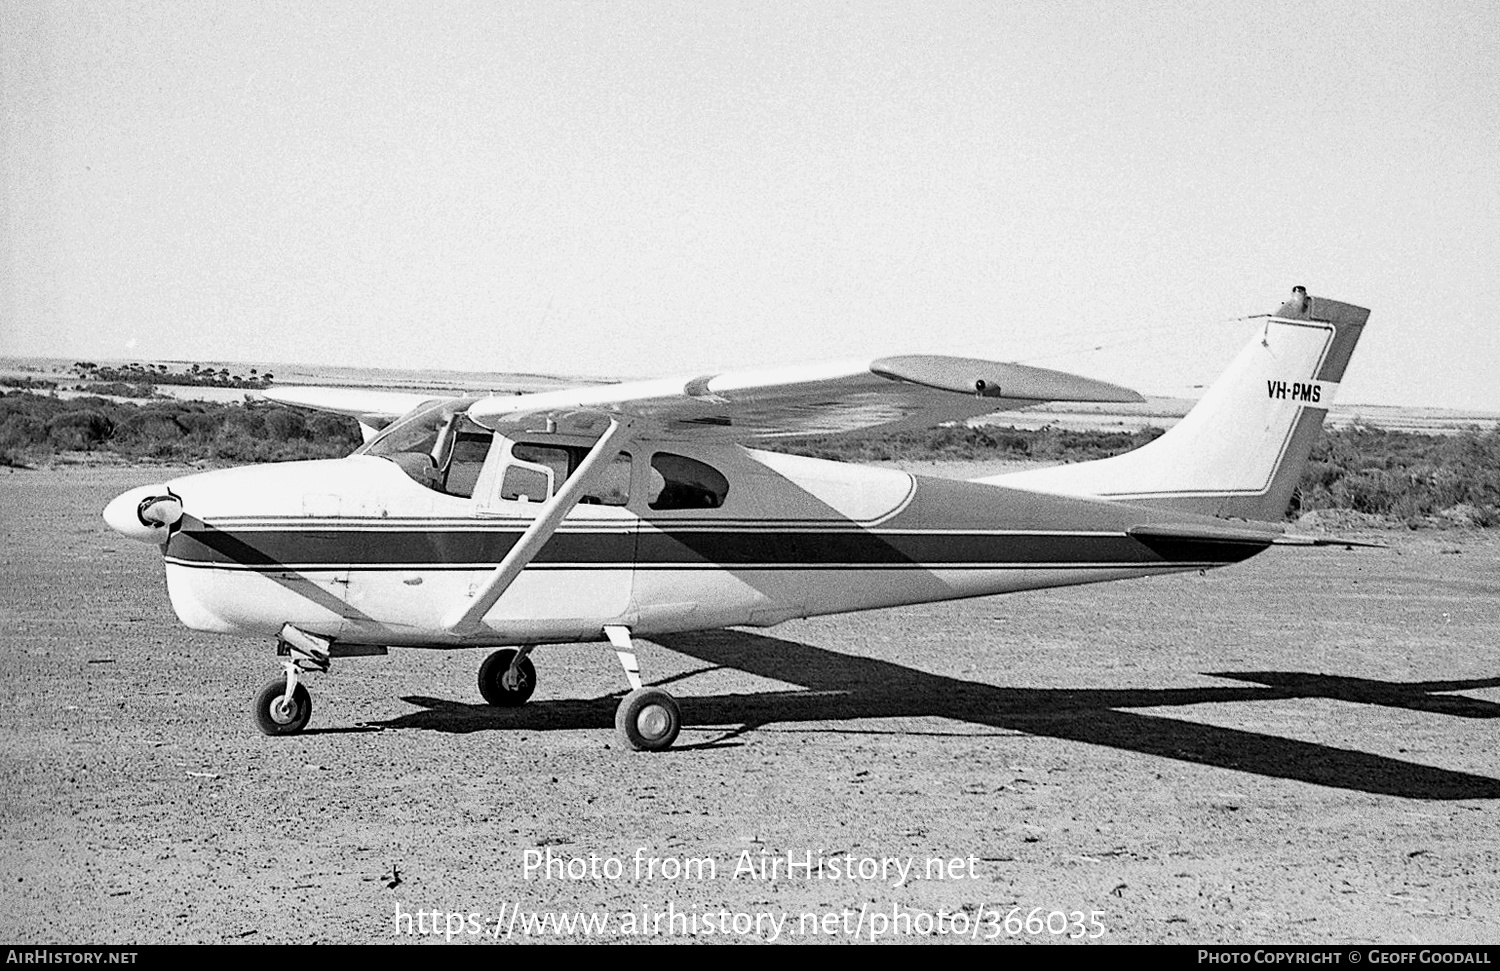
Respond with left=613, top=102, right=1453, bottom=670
left=3, top=1, right=1497, bottom=409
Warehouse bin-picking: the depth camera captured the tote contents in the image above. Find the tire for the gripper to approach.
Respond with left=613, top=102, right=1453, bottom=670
left=615, top=688, right=681, bottom=752
left=478, top=649, right=536, bottom=707
left=253, top=679, right=312, bottom=736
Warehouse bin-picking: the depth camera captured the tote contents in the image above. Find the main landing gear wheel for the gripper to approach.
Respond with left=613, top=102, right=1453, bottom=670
left=478, top=648, right=536, bottom=707
left=253, top=679, right=312, bottom=736
left=615, top=688, right=681, bottom=752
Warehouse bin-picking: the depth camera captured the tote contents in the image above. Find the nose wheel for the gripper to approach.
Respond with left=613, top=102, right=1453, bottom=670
left=253, top=677, right=312, bottom=735
left=251, top=624, right=330, bottom=736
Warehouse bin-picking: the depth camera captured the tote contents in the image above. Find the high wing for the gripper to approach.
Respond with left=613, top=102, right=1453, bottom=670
left=464, top=355, right=1143, bottom=440
left=259, top=387, right=443, bottom=442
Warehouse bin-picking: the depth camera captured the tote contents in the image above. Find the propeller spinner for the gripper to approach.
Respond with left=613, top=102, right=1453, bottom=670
left=103, top=486, right=183, bottom=544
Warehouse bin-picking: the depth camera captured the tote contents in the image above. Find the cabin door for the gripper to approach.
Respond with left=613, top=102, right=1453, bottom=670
left=472, top=437, right=638, bottom=636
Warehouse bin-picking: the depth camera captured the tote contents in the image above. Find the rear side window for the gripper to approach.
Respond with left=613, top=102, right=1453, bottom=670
left=648, top=453, right=728, bottom=510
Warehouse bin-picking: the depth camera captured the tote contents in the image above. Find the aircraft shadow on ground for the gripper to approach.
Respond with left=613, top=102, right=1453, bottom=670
left=341, top=628, right=1500, bottom=801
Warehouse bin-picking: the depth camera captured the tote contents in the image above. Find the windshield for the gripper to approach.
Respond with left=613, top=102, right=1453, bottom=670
left=357, top=398, right=465, bottom=458
left=357, top=397, right=494, bottom=497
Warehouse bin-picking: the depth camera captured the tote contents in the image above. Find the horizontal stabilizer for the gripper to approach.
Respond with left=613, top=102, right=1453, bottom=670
left=1269, top=534, right=1388, bottom=549
left=1128, top=524, right=1386, bottom=551
left=1128, top=523, right=1284, bottom=546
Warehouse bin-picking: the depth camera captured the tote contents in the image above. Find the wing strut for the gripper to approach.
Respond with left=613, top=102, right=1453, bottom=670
left=445, top=417, right=635, bottom=635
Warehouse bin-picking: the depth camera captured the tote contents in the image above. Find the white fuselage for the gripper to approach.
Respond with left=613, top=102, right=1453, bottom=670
left=148, top=439, right=1264, bottom=649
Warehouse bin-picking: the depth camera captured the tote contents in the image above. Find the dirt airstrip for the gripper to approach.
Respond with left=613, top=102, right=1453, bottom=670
left=1, top=465, right=1498, bottom=944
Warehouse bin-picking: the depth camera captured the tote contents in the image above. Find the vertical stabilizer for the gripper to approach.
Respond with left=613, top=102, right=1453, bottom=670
left=986, top=288, right=1369, bottom=521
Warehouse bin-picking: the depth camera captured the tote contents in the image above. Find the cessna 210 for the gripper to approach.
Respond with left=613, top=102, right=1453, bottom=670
left=104, top=287, right=1368, bottom=752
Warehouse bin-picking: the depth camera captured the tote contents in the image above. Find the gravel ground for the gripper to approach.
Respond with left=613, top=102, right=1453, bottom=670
left=2, top=465, right=1498, bottom=945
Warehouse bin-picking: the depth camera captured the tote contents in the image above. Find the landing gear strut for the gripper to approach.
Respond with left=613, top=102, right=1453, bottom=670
left=605, top=625, right=680, bottom=752
left=252, top=624, right=330, bottom=736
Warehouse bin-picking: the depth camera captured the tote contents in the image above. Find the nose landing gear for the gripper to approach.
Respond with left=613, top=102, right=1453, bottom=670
left=251, top=624, right=331, bottom=737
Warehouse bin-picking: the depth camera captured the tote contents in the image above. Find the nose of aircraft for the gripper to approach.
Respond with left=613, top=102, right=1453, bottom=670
left=104, top=485, right=184, bottom=544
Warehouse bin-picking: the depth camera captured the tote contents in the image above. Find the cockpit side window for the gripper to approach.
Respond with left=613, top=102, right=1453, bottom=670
left=511, top=444, right=571, bottom=490
left=442, top=426, right=492, bottom=498
left=648, top=453, right=728, bottom=510
left=500, top=463, right=551, bottom=504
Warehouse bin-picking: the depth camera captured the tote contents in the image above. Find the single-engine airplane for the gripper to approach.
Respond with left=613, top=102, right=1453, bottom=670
left=104, top=287, right=1369, bottom=752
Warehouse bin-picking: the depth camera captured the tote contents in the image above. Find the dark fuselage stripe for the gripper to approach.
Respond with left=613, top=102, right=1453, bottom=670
left=164, top=526, right=1266, bottom=571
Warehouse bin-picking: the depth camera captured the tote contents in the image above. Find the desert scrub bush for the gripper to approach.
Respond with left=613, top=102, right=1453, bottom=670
left=116, top=409, right=187, bottom=443
left=264, top=408, right=309, bottom=441
left=1, top=413, right=47, bottom=448
left=0, top=392, right=362, bottom=465
left=46, top=409, right=114, bottom=450
left=176, top=409, right=225, bottom=439
left=307, top=412, right=358, bottom=441
left=0, top=414, right=51, bottom=466
left=1294, top=426, right=1500, bottom=523
left=0, top=376, right=58, bottom=390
